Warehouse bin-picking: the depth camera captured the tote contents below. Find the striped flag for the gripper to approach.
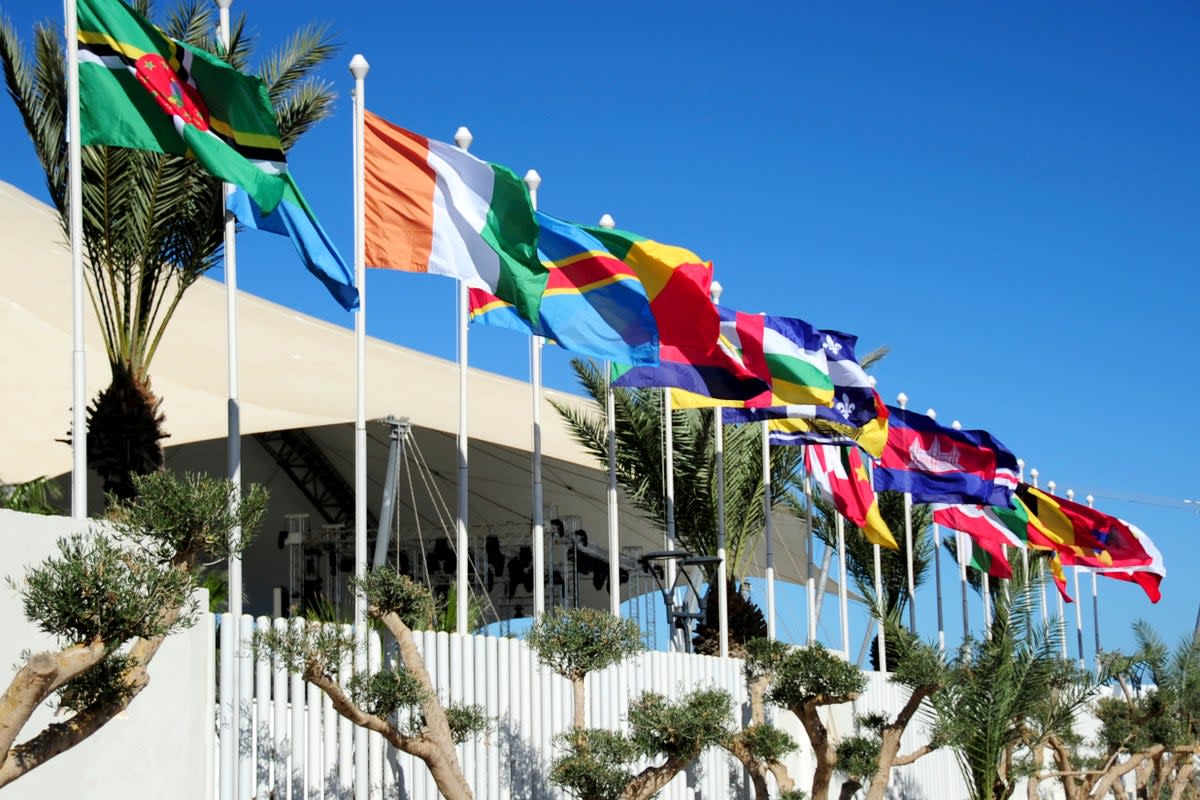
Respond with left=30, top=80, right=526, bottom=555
left=723, top=390, right=890, bottom=458
left=364, top=111, right=547, bottom=323
left=804, top=444, right=897, bottom=549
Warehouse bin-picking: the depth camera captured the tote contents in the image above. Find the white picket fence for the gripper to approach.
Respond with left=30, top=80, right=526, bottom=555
left=216, top=614, right=752, bottom=800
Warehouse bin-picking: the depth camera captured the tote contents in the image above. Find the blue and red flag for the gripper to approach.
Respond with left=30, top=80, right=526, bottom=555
left=873, top=406, right=1019, bottom=506
left=469, top=212, right=660, bottom=365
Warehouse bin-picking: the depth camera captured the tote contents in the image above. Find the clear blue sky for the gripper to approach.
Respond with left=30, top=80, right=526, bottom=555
left=2, top=1, right=1197, bottom=656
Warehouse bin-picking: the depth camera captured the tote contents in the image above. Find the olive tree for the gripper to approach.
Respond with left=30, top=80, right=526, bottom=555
left=722, top=638, right=800, bottom=798
left=0, top=471, right=265, bottom=788
left=257, top=569, right=487, bottom=800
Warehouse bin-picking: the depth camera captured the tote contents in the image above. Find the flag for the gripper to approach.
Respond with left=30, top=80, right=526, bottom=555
left=467, top=212, right=658, bottom=364
left=593, top=225, right=767, bottom=401
left=961, top=536, right=1012, bottom=580
left=1014, top=484, right=1154, bottom=568
left=873, top=407, right=1019, bottom=506
left=78, top=0, right=286, bottom=213
left=804, top=444, right=897, bottom=549
left=1076, top=521, right=1164, bottom=603
left=723, top=391, right=890, bottom=458
left=363, top=110, right=547, bottom=323
left=932, top=504, right=1025, bottom=551
left=669, top=308, right=833, bottom=408
left=227, top=174, right=357, bottom=310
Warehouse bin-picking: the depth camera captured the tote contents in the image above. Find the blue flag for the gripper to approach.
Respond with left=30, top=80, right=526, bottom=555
left=227, top=173, right=358, bottom=311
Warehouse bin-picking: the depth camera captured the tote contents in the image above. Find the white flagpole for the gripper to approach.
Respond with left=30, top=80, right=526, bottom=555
left=933, top=518, right=945, bottom=652
left=524, top=170, right=545, bottom=619
left=598, top=214, right=620, bottom=618
left=981, top=564, right=992, bottom=630
left=1087, top=493, right=1101, bottom=663
left=453, top=126, right=473, bottom=635
left=664, top=388, right=679, bottom=649
left=958, top=529, right=970, bottom=641
left=710, top=282, right=729, bottom=658
left=1067, top=489, right=1086, bottom=670
left=1017, top=459, right=1031, bottom=579
left=835, top=513, right=849, bottom=657
left=763, top=422, right=776, bottom=641
left=1046, top=479, right=1068, bottom=658
left=806, top=470, right=816, bottom=642
left=215, top=5, right=244, bottom=798
left=1030, top=468, right=1049, bottom=624
left=348, top=53, right=371, bottom=800
left=65, top=0, right=87, bottom=519
left=872, top=541, right=885, bottom=671
left=896, top=393, right=917, bottom=634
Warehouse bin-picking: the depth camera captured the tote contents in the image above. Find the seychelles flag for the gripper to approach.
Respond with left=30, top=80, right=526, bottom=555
left=873, top=406, right=1018, bottom=506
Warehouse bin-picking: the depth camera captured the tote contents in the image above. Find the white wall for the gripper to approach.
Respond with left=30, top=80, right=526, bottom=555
left=0, top=509, right=214, bottom=800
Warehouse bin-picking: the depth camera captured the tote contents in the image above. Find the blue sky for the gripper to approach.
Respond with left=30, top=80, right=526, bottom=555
left=2, top=1, right=1197, bottom=656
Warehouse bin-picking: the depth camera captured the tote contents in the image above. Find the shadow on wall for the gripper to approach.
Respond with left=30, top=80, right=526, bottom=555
left=498, top=715, right=551, bottom=800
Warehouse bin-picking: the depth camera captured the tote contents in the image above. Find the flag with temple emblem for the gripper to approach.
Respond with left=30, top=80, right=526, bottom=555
left=77, top=0, right=357, bottom=309
left=669, top=308, right=833, bottom=409
left=873, top=407, right=1019, bottom=506
left=467, top=212, right=659, bottom=364
left=78, top=0, right=285, bottom=212
left=804, top=444, right=897, bottom=549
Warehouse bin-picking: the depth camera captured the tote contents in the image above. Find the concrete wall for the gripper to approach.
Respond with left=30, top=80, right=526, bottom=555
left=0, top=509, right=214, bottom=800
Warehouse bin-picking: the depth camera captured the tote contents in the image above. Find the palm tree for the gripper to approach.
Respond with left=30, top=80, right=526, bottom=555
left=552, top=358, right=805, bottom=651
left=0, top=2, right=339, bottom=501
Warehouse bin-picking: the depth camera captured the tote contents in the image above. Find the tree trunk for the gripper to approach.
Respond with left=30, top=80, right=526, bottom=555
left=862, top=687, right=933, bottom=800
left=573, top=677, right=586, bottom=730
left=1168, top=762, right=1195, bottom=800
left=795, top=702, right=838, bottom=800
left=621, top=755, right=690, bottom=800
left=85, top=367, right=166, bottom=503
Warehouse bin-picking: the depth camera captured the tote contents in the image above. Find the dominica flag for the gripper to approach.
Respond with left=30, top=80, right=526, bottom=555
left=77, top=0, right=357, bottom=310
left=78, top=0, right=285, bottom=212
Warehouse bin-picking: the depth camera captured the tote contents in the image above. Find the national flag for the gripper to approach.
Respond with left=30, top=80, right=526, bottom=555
left=873, top=407, right=1019, bottom=506
left=804, top=444, right=897, bottom=549
left=363, top=111, right=547, bottom=323
left=467, top=213, right=659, bottom=364
left=669, top=308, right=833, bottom=409
left=1076, top=521, right=1164, bottom=603
left=932, top=504, right=1025, bottom=551
left=723, top=390, right=890, bottom=458
left=78, top=0, right=286, bottom=213
left=961, top=535, right=1012, bottom=580
left=227, top=175, right=357, bottom=310
left=1014, top=484, right=1154, bottom=568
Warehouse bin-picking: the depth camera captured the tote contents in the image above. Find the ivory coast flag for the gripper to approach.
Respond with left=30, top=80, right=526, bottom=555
left=77, top=0, right=286, bottom=213
left=804, top=444, right=897, bottom=549
left=363, top=111, right=547, bottom=323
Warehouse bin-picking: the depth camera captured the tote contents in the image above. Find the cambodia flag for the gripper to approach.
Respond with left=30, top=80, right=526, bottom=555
left=873, top=407, right=1018, bottom=506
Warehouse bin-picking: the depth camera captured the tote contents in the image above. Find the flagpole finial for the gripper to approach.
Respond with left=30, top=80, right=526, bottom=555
left=1067, top=489, right=1075, bottom=502
left=215, top=0, right=232, bottom=8
left=348, top=54, right=370, bottom=80
left=710, top=280, right=724, bottom=304
left=868, top=376, right=877, bottom=387
left=926, top=408, right=937, bottom=420
left=1048, top=480, right=1057, bottom=494
left=598, top=213, right=616, bottom=229
left=951, top=419, right=962, bottom=430
left=454, top=127, right=474, bottom=151
left=1030, top=467, right=1039, bottom=482
left=896, top=392, right=908, bottom=409
left=523, top=169, right=541, bottom=192
left=1086, top=494, right=1094, bottom=507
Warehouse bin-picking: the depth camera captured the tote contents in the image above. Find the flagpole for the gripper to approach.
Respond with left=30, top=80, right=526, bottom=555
left=711, top=281, right=729, bottom=658
left=524, top=170, right=545, bottom=619
left=872, top=541, right=885, bottom=671
left=1030, top=468, right=1049, bottom=625
left=1046, top=479, right=1069, bottom=659
left=599, top=213, right=620, bottom=618
left=1087, top=494, right=1101, bottom=664
left=1017, top=459, right=1031, bottom=579
left=835, top=514, right=849, bottom=657
left=981, top=563, right=992, bottom=630
left=664, top=388, right=679, bottom=650
left=805, top=463, right=817, bottom=644
left=763, top=421, right=776, bottom=641
left=65, top=0, right=87, bottom=520
left=1067, top=489, right=1086, bottom=670
left=896, top=393, right=917, bottom=634
left=453, top=127, right=474, bottom=636
left=348, top=52, right=371, bottom=800
left=958, top=529, right=969, bottom=642
left=215, top=5, right=244, bottom=798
